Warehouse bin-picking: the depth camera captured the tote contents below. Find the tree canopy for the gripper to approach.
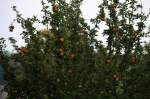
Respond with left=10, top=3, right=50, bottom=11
left=0, top=0, right=150, bottom=99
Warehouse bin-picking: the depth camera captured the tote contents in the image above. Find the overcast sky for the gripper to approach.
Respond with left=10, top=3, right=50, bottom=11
left=0, top=0, right=150, bottom=51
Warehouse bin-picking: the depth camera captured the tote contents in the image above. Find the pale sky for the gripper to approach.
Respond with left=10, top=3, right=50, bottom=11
left=0, top=0, right=150, bottom=51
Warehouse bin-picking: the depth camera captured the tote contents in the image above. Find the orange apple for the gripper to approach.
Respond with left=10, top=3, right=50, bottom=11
left=53, top=5, right=59, bottom=12
left=59, top=37, right=64, bottom=43
left=106, top=59, right=112, bottom=64
left=69, top=53, right=75, bottom=59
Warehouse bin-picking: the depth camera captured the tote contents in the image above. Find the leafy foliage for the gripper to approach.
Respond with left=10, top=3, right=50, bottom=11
left=0, top=0, right=150, bottom=99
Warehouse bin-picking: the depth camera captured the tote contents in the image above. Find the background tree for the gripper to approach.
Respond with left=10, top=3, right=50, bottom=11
left=4, top=0, right=102, bottom=98
left=91, top=0, right=150, bottom=98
